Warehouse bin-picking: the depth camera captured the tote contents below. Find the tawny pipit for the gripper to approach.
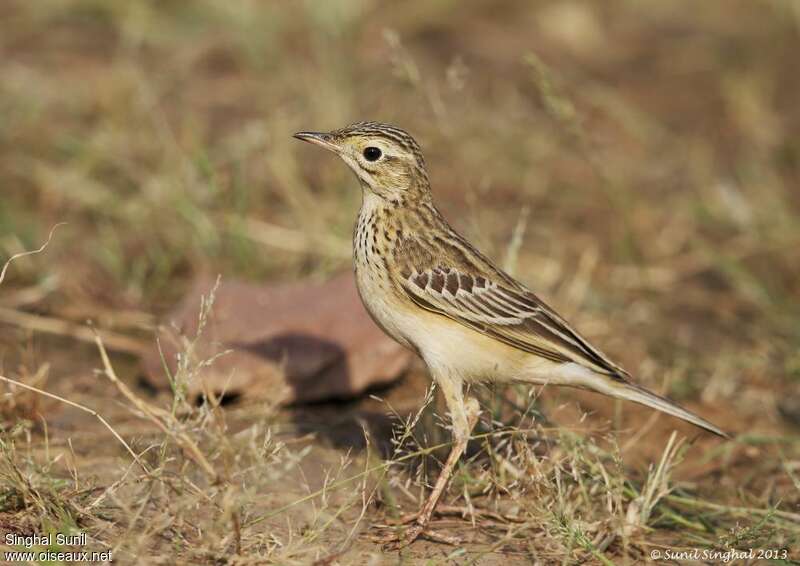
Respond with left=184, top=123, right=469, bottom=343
left=294, top=122, right=727, bottom=547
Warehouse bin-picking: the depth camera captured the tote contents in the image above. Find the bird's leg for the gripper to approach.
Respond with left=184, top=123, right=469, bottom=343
left=380, top=377, right=480, bottom=549
left=408, top=397, right=479, bottom=534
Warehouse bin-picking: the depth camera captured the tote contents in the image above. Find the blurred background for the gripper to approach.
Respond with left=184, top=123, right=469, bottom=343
left=1, top=0, right=799, bottom=562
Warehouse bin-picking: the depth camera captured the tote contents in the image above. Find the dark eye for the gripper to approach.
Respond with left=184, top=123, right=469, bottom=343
left=363, top=146, right=382, bottom=161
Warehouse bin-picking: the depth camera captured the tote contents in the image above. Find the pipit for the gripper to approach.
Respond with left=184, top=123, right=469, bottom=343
left=294, top=121, right=727, bottom=547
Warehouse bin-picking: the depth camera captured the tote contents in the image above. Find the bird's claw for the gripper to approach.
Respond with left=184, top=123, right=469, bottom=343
left=372, top=522, right=460, bottom=549
left=382, top=511, right=421, bottom=526
left=382, top=504, right=521, bottom=526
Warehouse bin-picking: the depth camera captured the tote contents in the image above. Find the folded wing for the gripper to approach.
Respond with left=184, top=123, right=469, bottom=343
left=400, top=265, right=629, bottom=380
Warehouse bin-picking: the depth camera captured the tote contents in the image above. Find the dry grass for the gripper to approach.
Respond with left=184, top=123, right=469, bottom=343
left=1, top=0, right=799, bottom=563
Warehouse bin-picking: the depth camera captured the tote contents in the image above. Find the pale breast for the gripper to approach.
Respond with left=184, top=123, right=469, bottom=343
left=355, top=267, right=414, bottom=349
left=353, top=204, right=414, bottom=349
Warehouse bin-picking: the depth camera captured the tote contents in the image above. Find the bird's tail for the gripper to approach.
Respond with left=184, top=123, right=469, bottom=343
left=602, top=377, right=729, bottom=438
left=533, top=363, right=729, bottom=438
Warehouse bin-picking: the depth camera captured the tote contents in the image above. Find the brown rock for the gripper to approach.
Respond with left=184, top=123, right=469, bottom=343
left=140, top=273, right=411, bottom=404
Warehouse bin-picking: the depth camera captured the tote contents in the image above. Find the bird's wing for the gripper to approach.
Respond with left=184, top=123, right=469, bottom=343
left=399, top=264, right=628, bottom=378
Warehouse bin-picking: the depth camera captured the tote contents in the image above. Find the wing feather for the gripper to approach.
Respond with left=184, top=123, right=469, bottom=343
left=401, top=266, right=627, bottom=378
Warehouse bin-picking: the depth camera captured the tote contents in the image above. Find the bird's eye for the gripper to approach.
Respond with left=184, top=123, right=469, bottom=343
left=363, top=146, right=382, bottom=161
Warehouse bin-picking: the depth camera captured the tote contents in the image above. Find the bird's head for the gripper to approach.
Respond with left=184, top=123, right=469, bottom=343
left=294, top=121, right=430, bottom=202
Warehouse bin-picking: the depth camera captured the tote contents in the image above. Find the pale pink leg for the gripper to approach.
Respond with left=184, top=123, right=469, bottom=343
left=381, top=375, right=480, bottom=548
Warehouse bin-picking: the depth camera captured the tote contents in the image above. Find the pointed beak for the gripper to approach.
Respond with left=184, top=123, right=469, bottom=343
left=293, top=131, right=339, bottom=153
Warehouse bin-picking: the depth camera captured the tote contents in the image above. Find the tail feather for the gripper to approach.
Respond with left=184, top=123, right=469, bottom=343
left=609, top=379, right=729, bottom=439
left=541, top=362, right=729, bottom=438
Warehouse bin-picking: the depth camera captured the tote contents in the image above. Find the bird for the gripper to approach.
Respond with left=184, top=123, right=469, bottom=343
left=293, top=121, right=728, bottom=547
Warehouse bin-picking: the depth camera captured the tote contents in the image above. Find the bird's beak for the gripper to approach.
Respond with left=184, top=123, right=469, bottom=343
left=293, top=131, right=339, bottom=153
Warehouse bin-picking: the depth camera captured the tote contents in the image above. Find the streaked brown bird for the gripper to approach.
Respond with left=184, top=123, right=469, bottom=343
left=294, top=121, right=727, bottom=547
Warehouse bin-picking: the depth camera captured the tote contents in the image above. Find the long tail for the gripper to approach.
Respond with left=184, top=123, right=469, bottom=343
left=560, top=364, right=730, bottom=438
left=605, top=378, right=729, bottom=438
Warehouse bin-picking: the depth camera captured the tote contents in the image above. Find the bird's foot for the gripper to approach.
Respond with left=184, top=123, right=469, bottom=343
left=372, top=522, right=460, bottom=550
left=383, top=504, right=523, bottom=526
left=382, top=510, right=421, bottom=526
